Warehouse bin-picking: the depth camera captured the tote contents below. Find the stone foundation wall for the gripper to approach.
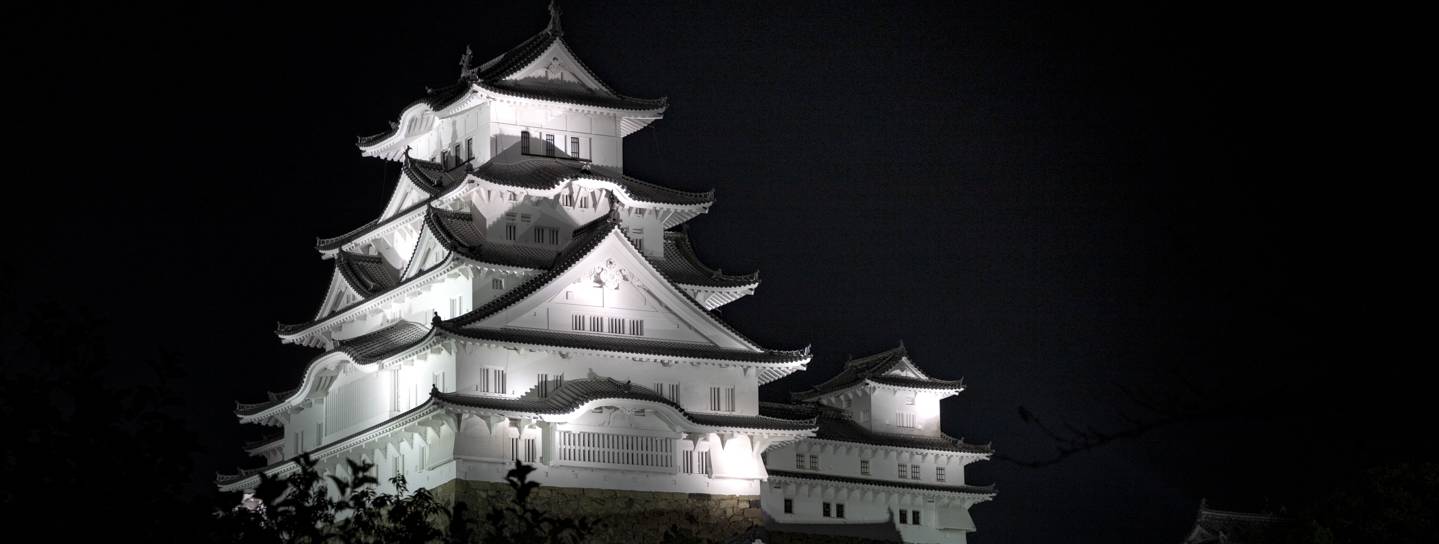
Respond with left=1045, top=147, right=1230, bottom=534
left=433, top=479, right=766, bottom=543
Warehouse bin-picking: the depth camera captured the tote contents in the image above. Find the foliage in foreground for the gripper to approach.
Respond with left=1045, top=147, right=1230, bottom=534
left=213, top=456, right=597, bottom=543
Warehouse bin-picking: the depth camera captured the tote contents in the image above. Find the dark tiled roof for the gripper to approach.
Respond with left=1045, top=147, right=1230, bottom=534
left=1186, top=500, right=1290, bottom=544
left=649, top=230, right=758, bottom=287
left=440, top=326, right=811, bottom=364
left=767, top=469, right=996, bottom=496
left=440, top=213, right=804, bottom=359
left=335, top=251, right=400, bottom=297
left=868, top=375, right=966, bottom=390
left=793, top=344, right=963, bottom=400
left=316, top=218, right=382, bottom=251
left=357, top=127, right=396, bottom=147
left=443, top=213, right=621, bottom=328
left=402, top=155, right=470, bottom=196
left=433, top=378, right=816, bottom=431
left=425, top=208, right=560, bottom=269
left=476, top=80, right=667, bottom=111
left=474, top=29, right=562, bottom=83
left=472, top=157, right=713, bottom=206
left=331, top=320, right=433, bottom=364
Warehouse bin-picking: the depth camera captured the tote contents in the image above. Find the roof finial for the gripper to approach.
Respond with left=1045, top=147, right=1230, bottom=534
left=458, top=45, right=478, bottom=82
left=547, top=0, right=564, bottom=36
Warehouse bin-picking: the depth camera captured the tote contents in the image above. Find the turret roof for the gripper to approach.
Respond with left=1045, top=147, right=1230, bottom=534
left=651, top=229, right=758, bottom=287
left=759, top=402, right=992, bottom=454
left=791, top=344, right=965, bottom=400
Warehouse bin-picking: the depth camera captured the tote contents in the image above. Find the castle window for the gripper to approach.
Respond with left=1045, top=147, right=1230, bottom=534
left=493, top=278, right=504, bottom=290
left=911, top=464, right=921, bottom=480
left=589, top=316, right=604, bottom=332
left=521, top=130, right=531, bottom=154
left=441, top=150, right=451, bottom=167
left=510, top=437, right=520, bottom=460
left=479, top=368, right=506, bottom=394
left=822, top=502, right=831, bottom=518
left=629, top=319, right=644, bottom=336
left=561, top=193, right=576, bottom=207
left=899, top=510, right=908, bottom=524
left=608, top=317, right=625, bottom=334
left=897, top=412, right=916, bottom=428
left=544, top=134, right=555, bottom=156
left=794, top=453, right=804, bottom=469
left=569, top=136, right=580, bottom=156
left=700, top=450, right=712, bottom=476
left=912, top=510, right=922, bottom=525
left=783, top=499, right=793, bottom=514
left=505, top=224, right=517, bottom=241
left=807, top=454, right=818, bottom=470
left=524, top=438, right=538, bottom=463
left=936, top=467, right=946, bottom=482
left=579, top=195, right=590, bottom=208
left=453, top=144, right=461, bottom=165
left=572, top=315, right=585, bottom=330
left=898, top=464, right=908, bottom=479
left=860, top=459, right=870, bottom=475
left=709, top=386, right=734, bottom=412
left=683, top=450, right=695, bottom=474
left=836, top=504, right=845, bottom=519
left=533, top=226, right=559, bottom=245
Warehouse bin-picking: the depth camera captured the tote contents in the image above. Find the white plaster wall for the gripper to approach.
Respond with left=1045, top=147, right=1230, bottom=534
left=452, top=343, right=760, bottom=415
left=488, top=102, right=622, bottom=168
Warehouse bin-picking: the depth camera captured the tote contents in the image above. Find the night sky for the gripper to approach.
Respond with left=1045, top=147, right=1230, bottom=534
left=3, top=1, right=1425, bottom=542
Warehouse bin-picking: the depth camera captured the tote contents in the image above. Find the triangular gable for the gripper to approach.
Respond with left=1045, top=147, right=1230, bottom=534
left=502, top=39, right=615, bottom=97
left=879, top=357, right=931, bottom=380
left=316, top=269, right=364, bottom=319
left=464, top=226, right=760, bottom=352
left=400, top=222, right=451, bottom=281
left=379, top=172, right=430, bottom=222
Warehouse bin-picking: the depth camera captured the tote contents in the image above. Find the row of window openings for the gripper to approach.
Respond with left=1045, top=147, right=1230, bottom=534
left=502, top=223, right=562, bottom=245
left=520, top=130, right=581, bottom=158
left=476, top=368, right=507, bottom=394
left=390, top=447, right=432, bottom=479
left=571, top=314, right=646, bottom=336
left=794, top=457, right=945, bottom=482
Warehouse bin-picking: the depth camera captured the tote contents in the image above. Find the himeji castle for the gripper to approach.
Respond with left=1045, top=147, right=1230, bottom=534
left=220, top=4, right=995, bottom=542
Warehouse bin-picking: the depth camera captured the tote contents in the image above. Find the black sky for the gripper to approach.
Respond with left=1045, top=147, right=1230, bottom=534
left=3, top=1, right=1426, bottom=542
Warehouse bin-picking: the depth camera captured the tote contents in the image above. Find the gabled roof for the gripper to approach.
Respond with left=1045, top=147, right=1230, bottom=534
left=401, top=155, right=470, bottom=196
left=791, top=343, right=965, bottom=400
left=759, top=402, right=993, bottom=454
left=425, top=207, right=560, bottom=269
left=433, top=378, right=815, bottom=432
left=649, top=229, right=759, bottom=288
left=359, top=12, right=666, bottom=148
left=472, top=157, right=713, bottom=206
left=438, top=212, right=810, bottom=366
left=239, top=321, right=437, bottom=419
left=334, top=251, right=400, bottom=297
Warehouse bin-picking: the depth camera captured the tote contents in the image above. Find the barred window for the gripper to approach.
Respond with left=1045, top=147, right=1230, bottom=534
left=822, top=502, right=831, bottom=518
left=608, top=317, right=625, bottom=334
left=807, top=454, right=818, bottom=470
left=524, top=438, right=538, bottom=463
left=569, top=136, right=580, bottom=156
left=520, top=130, right=531, bottom=154
left=898, top=464, right=908, bottom=479
left=505, top=224, right=517, bottom=241
left=899, top=510, right=908, bottom=524
left=544, top=133, right=555, bottom=156
left=783, top=499, right=793, bottom=514
left=589, top=316, right=604, bottom=332
left=911, top=464, right=920, bottom=480
left=572, top=314, right=585, bottom=331
left=699, top=450, right=712, bottom=476
left=795, top=453, right=805, bottom=469
left=683, top=450, right=695, bottom=474
left=836, top=504, right=845, bottom=519
left=493, top=278, right=504, bottom=290
left=936, top=467, right=946, bottom=482
left=559, top=431, right=674, bottom=469
left=860, top=459, right=870, bottom=475
left=897, top=412, right=917, bottom=428
left=465, top=138, right=473, bottom=160
left=479, top=368, right=506, bottom=394
left=629, top=319, right=644, bottom=336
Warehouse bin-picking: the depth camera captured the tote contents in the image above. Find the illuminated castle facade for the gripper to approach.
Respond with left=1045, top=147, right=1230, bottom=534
left=220, top=5, right=993, bottom=542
